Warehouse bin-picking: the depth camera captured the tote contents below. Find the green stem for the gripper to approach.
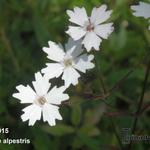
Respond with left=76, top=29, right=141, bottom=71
left=94, top=51, right=124, bottom=150
left=127, top=59, right=150, bottom=150
left=110, top=117, right=124, bottom=150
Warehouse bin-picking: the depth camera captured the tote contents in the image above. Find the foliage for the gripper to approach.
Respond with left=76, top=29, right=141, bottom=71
left=0, top=0, right=150, bottom=150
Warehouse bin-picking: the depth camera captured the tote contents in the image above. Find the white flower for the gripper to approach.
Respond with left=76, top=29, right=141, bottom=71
left=41, top=38, right=95, bottom=87
left=12, top=72, right=69, bottom=126
left=131, top=2, right=150, bottom=30
left=66, top=5, right=114, bottom=51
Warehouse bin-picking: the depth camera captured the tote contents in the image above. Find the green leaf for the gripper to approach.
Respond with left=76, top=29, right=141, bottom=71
left=77, top=133, right=100, bottom=150
left=69, top=96, right=84, bottom=106
left=42, top=124, right=75, bottom=136
left=79, top=124, right=100, bottom=137
left=71, top=105, right=81, bottom=126
left=84, top=103, right=106, bottom=125
left=32, top=128, right=53, bottom=150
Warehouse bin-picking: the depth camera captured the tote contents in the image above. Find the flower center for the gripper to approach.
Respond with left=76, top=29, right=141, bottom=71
left=63, top=58, right=73, bottom=68
left=86, top=22, right=94, bottom=32
left=34, top=96, right=46, bottom=106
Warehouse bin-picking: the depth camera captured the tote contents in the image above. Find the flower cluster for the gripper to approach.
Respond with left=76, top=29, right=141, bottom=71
left=13, top=4, right=113, bottom=126
left=12, top=2, right=150, bottom=126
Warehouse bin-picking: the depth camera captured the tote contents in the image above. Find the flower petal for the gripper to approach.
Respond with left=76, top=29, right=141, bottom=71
left=94, top=23, right=114, bottom=39
left=65, top=38, right=83, bottom=58
left=74, top=54, right=95, bottom=73
left=82, top=32, right=102, bottom=51
left=131, top=2, right=150, bottom=19
left=90, top=5, right=112, bottom=25
left=21, top=104, right=42, bottom=126
left=41, top=63, right=63, bottom=79
left=62, top=67, right=80, bottom=87
left=43, top=103, right=62, bottom=126
left=13, top=85, right=36, bottom=103
left=32, top=72, right=51, bottom=96
left=45, top=86, right=69, bottom=105
left=66, top=26, right=86, bottom=41
left=43, top=41, right=65, bottom=62
left=67, top=7, right=88, bottom=26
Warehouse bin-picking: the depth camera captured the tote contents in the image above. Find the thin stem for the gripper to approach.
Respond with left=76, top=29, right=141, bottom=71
left=99, top=72, right=107, bottom=94
left=109, top=70, right=133, bottom=93
left=140, top=102, right=150, bottom=114
left=105, top=111, right=134, bottom=117
left=94, top=51, right=124, bottom=150
left=127, top=60, right=150, bottom=150
left=110, top=117, right=124, bottom=150
left=92, top=69, right=133, bottom=101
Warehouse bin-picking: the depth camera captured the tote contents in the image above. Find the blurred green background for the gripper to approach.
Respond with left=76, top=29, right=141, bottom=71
left=0, top=0, right=150, bottom=150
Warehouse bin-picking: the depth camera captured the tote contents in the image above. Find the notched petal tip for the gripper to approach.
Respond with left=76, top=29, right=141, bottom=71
left=66, top=10, right=72, bottom=15
left=34, top=71, right=42, bottom=80
left=89, top=54, right=94, bottom=60
left=100, top=4, right=107, bottom=9
left=48, top=40, right=55, bottom=46
left=12, top=93, right=18, bottom=98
